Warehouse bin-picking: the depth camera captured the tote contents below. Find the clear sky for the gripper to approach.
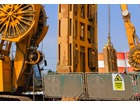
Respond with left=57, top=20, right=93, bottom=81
left=41, top=4, right=140, bottom=71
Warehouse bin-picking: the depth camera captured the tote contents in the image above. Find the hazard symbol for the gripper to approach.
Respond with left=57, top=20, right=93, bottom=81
left=114, top=75, right=122, bottom=81
left=112, top=74, right=125, bottom=91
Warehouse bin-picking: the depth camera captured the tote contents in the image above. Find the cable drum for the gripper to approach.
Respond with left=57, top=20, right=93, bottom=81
left=36, top=6, right=47, bottom=34
left=128, top=45, right=140, bottom=70
left=31, top=6, right=47, bottom=45
left=0, top=4, right=35, bottom=41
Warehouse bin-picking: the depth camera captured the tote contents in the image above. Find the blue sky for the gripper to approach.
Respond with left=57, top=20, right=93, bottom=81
left=41, top=4, right=140, bottom=71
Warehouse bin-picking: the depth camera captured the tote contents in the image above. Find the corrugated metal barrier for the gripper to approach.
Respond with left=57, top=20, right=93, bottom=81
left=44, top=73, right=84, bottom=98
left=44, top=72, right=140, bottom=100
left=86, top=73, right=133, bottom=100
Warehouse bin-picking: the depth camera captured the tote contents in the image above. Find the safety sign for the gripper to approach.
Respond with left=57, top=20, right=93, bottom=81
left=112, top=74, right=125, bottom=91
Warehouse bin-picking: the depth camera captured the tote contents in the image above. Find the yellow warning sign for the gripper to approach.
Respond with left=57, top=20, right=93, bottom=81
left=114, top=81, right=123, bottom=90
left=112, top=74, right=125, bottom=91
left=114, top=75, right=122, bottom=81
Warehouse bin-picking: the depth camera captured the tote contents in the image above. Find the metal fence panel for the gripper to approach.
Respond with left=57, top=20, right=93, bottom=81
left=137, top=73, right=140, bottom=93
left=130, top=73, right=140, bottom=100
left=44, top=73, right=84, bottom=98
left=86, top=73, right=134, bottom=100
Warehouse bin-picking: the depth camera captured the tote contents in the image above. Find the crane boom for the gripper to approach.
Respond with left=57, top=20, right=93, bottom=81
left=120, top=4, right=140, bottom=70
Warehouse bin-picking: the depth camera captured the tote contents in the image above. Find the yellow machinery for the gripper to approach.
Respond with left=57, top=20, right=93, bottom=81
left=0, top=4, right=48, bottom=93
left=1, top=4, right=140, bottom=101
left=120, top=4, right=140, bottom=70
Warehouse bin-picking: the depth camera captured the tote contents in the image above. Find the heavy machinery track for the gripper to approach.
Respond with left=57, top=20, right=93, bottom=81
left=0, top=95, right=32, bottom=101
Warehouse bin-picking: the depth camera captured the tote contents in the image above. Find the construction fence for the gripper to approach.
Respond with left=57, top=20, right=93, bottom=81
left=43, top=72, right=140, bottom=100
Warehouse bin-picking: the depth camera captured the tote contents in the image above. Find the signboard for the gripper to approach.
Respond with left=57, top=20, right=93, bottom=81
left=112, top=74, right=125, bottom=91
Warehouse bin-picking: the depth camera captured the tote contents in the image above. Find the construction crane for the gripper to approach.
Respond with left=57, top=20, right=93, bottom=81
left=0, top=4, right=48, bottom=100
left=120, top=4, right=140, bottom=70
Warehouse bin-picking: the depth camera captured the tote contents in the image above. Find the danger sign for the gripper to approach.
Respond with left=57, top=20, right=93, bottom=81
left=114, top=75, right=122, bottom=81
left=112, top=74, right=125, bottom=91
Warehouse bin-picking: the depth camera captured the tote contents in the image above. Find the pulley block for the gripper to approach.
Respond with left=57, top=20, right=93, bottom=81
left=28, top=50, right=45, bottom=65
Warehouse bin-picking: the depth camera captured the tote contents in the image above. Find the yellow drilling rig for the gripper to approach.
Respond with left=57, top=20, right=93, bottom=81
left=0, top=4, right=48, bottom=100
left=0, top=4, right=140, bottom=101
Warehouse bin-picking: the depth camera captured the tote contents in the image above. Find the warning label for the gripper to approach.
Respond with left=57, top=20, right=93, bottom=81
left=114, top=82, right=123, bottom=90
left=114, top=75, right=122, bottom=81
left=112, top=74, right=125, bottom=91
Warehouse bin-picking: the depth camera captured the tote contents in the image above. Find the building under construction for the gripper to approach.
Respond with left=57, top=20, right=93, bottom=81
left=57, top=4, right=98, bottom=73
